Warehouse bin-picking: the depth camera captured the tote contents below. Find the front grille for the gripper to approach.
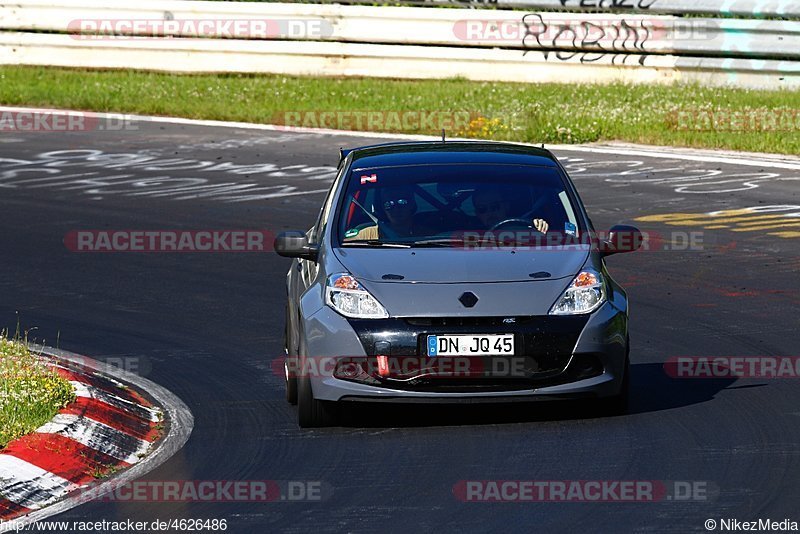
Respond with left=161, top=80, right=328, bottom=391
left=345, top=315, right=591, bottom=392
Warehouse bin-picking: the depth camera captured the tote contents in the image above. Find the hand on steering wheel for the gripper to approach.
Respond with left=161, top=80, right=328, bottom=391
left=532, top=218, right=549, bottom=234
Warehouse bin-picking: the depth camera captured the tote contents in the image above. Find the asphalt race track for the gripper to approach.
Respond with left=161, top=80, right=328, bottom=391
left=1, top=119, right=799, bottom=532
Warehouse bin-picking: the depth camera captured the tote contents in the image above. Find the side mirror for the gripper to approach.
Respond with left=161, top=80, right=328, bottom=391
left=274, top=231, right=319, bottom=261
left=601, top=225, right=643, bottom=256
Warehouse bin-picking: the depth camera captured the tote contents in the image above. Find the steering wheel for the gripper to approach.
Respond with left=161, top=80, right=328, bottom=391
left=490, top=218, right=534, bottom=231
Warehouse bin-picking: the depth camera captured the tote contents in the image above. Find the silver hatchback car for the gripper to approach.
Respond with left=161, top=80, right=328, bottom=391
left=276, top=141, right=641, bottom=427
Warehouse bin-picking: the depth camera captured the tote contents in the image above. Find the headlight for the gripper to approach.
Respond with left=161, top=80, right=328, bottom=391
left=326, top=273, right=389, bottom=319
left=549, top=269, right=605, bottom=315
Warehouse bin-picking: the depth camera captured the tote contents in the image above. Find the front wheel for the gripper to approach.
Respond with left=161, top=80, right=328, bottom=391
left=285, top=357, right=298, bottom=405
left=597, top=339, right=630, bottom=417
left=297, top=369, right=338, bottom=428
left=284, top=305, right=298, bottom=405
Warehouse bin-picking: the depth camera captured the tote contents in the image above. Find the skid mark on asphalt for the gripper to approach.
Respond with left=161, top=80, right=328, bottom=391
left=0, top=149, right=336, bottom=202
left=635, top=205, right=800, bottom=239
left=561, top=158, right=800, bottom=195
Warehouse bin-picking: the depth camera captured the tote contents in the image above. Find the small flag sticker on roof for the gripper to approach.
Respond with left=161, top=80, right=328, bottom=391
left=360, top=174, right=377, bottom=184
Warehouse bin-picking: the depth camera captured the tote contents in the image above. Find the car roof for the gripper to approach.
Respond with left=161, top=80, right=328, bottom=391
left=343, top=141, right=560, bottom=170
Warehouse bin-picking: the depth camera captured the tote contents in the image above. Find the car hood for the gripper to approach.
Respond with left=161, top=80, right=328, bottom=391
left=332, top=246, right=589, bottom=284
left=331, top=246, right=590, bottom=317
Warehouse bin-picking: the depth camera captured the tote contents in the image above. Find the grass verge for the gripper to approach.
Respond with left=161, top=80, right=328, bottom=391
left=0, top=335, right=75, bottom=449
left=1, top=66, right=798, bottom=154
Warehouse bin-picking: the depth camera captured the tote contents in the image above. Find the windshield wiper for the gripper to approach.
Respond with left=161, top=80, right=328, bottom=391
left=409, top=238, right=466, bottom=248
left=341, top=240, right=411, bottom=248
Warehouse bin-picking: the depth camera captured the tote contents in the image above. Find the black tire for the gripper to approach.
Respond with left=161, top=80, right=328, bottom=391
left=297, top=368, right=338, bottom=428
left=597, top=341, right=631, bottom=417
left=285, top=357, right=298, bottom=405
left=599, top=358, right=630, bottom=416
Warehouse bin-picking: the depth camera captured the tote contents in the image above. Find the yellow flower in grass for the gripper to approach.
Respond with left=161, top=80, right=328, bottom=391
left=455, top=116, right=508, bottom=139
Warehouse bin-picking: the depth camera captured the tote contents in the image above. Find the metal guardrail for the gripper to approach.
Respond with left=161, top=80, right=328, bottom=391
left=0, top=0, right=798, bottom=89
left=3, top=2, right=799, bottom=60
left=422, top=0, right=800, bottom=18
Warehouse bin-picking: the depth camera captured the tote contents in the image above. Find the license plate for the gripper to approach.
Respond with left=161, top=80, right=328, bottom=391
left=427, top=334, right=514, bottom=357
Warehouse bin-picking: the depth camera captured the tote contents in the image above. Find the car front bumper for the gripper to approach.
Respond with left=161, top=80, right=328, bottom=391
left=301, top=300, right=627, bottom=403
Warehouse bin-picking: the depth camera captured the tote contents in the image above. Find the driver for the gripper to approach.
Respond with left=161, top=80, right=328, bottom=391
left=472, top=187, right=549, bottom=234
left=344, top=185, right=419, bottom=241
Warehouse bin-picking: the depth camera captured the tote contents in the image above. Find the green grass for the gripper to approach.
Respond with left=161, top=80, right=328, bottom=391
left=1, top=65, right=799, bottom=154
left=0, top=335, right=75, bottom=449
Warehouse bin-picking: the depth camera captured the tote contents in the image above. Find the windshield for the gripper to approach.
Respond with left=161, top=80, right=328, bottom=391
left=336, top=163, right=584, bottom=247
